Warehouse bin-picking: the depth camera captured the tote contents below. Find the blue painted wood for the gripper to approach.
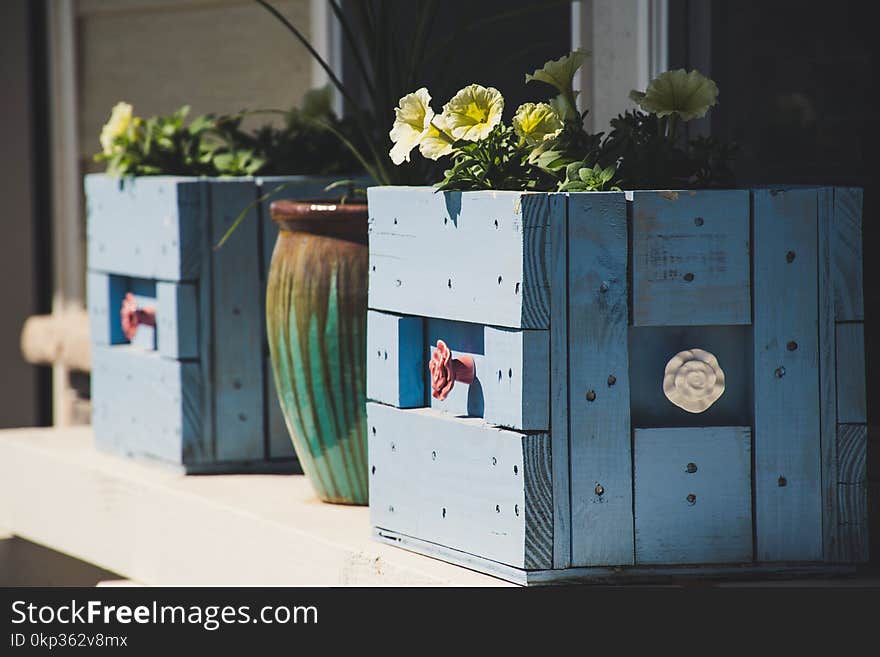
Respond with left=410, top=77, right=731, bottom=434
left=836, top=425, right=869, bottom=562
left=85, top=175, right=203, bottom=281
left=835, top=323, right=866, bottom=424
left=367, top=402, right=552, bottom=569
left=753, top=188, right=822, bottom=562
left=87, top=271, right=127, bottom=345
left=366, top=310, right=425, bottom=408
left=367, top=187, right=551, bottom=329
left=482, top=327, right=549, bottom=431
left=156, top=281, right=198, bottom=360
left=631, top=190, right=751, bottom=327
left=548, top=192, right=570, bottom=569
left=425, top=318, right=485, bottom=417
left=567, top=191, right=634, bottom=566
left=209, top=181, right=266, bottom=462
left=832, top=187, right=863, bottom=321
left=634, top=426, right=752, bottom=565
left=91, top=344, right=203, bottom=464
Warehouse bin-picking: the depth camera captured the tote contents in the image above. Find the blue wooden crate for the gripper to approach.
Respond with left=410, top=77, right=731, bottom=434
left=86, top=174, right=345, bottom=473
left=366, top=185, right=867, bottom=584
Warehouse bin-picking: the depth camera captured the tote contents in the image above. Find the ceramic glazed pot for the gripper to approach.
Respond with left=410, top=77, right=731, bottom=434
left=266, top=199, right=369, bottom=505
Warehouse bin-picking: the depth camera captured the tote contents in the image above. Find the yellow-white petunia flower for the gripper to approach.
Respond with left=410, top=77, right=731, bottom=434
left=512, top=102, right=563, bottom=145
left=99, top=101, right=133, bottom=156
left=629, top=69, right=719, bottom=121
left=525, top=50, right=588, bottom=97
left=418, top=121, right=455, bottom=160
left=389, top=88, right=434, bottom=165
left=440, top=84, right=504, bottom=142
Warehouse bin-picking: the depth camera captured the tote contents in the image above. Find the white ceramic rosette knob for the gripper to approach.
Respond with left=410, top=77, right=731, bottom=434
left=663, top=348, right=725, bottom=413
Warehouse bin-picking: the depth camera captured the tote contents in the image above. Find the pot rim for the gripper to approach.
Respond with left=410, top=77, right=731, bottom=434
left=270, top=198, right=368, bottom=225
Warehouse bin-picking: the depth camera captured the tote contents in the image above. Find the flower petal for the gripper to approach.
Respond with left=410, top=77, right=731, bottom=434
left=389, top=88, right=435, bottom=165
left=631, top=69, right=719, bottom=121
left=440, top=84, right=504, bottom=142
left=525, top=50, right=588, bottom=95
left=513, top=102, right=563, bottom=146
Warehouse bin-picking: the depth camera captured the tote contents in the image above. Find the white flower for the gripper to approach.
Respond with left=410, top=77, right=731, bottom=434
left=663, top=348, right=725, bottom=413
left=99, top=102, right=133, bottom=156
left=389, top=88, right=434, bottom=165
left=439, top=84, right=504, bottom=142
left=418, top=121, right=454, bottom=160
left=512, top=102, right=563, bottom=145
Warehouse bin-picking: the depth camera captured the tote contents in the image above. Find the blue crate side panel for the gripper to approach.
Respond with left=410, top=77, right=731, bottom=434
left=85, top=175, right=203, bottom=281
left=87, top=271, right=128, bottom=345
left=157, top=281, right=198, bottom=360
left=209, top=181, right=266, bottom=462
left=367, top=187, right=552, bottom=329
left=832, top=188, right=864, bottom=321
left=835, top=323, right=866, bottom=424
left=634, top=427, right=752, bottom=565
left=482, top=327, right=549, bottom=431
left=753, top=188, right=822, bottom=562
left=567, top=192, right=634, bottom=566
left=367, top=403, right=552, bottom=569
left=91, top=345, right=203, bottom=463
left=366, top=310, right=425, bottom=408
left=835, top=424, right=868, bottom=562
left=549, top=193, right=570, bottom=568
left=631, top=190, right=751, bottom=327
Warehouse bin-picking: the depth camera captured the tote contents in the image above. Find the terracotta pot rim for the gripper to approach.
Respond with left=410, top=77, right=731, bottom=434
left=270, top=198, right=368, bottom=226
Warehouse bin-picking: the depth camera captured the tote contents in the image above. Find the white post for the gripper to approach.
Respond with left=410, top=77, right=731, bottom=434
left=309, top=0, right=343, bottom=117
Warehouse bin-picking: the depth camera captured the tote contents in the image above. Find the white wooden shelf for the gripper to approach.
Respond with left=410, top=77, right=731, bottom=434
left=0, top=427, right=508, bottom=586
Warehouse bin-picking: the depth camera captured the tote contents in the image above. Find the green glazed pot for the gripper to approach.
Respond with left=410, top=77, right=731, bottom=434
left=266, top=199, right=369, bottom=505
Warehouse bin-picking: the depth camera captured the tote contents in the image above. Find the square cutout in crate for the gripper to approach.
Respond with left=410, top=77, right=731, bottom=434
left=628, top=324, right=751, bottom=428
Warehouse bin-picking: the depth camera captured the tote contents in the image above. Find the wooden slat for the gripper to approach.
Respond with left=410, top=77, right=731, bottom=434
left=482, top=327, right=549, bottom=431
left=817, top=186, right=838, bottom=561
left=366, top=310, right=425, bottom=409
left=367, top=403, right=552, bottom=570
left=367, top=187, right=552, bottom=329
left=753, top=188, right=822, bottom=562
left=567, top=192, right=634, bottom=566
left=210, top=181, right=266, bottom=462
left=837, top=424, right=867, bottom=485
left=832, top=187, right=864, bottom=321
left=634, top=427, right=752, bottom=565
left=835, top=323, right=866, bottom=424
left=549, top=192, right=570, bottom=568
left=85, top=175, right=203, bottom=281
left=836, top=482, right=869, bottom=562
left=631, top=190, right=751, bottom=326
left=87, top=270, right=127, bottom=345
left=156, top=281, right=198, bottom=360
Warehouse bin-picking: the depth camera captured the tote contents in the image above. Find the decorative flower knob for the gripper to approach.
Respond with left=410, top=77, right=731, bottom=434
left=429, top=339, right=475, bottom=401
left=663, top=348, right=725, bottom=413
left=120, top=292, right=156, bottom=342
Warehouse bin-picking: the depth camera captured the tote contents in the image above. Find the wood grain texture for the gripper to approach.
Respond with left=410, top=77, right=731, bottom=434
left=483, top=327, right=549, bottom=431
left=567, top=192, right=634, bottom=566
left=85, top=175, right=203, bottom=281
left=835, top=323, right=866, bottom=424
left=832, top=187, right=864, bottom=321
left=548, top=192, right=570, bottom=568
left=817, top=186, right=838, bottom=562
left=753, top=188, right=822, bottom=562
left=836, top=480, right=869, bottom=562
left=366, top=310, right=425, bottom=408
left=367, top=187, right=552, bottom=329
left=156, top=281, right=198, bottom=360
left=91, top=344, right=203, bottom=464
left=837, top=424, right=867, bottom=485
left=631, top=190, right=751, bottom=326
left=210, top=181, right=266, bottom=462
left=634, top=427, right=752, bottom=565
left=367, top=402, right=552, bottom=570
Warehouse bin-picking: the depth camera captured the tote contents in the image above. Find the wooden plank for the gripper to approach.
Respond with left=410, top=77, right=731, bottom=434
left=210, top=180, right=266, bottom=462
left=91, top=345, right=203, bottom=465
left=634, top=427, right=752, bottom=565
left=752, top=188, right=822, bottom=562
left=817, top=186, right=838, bottom=562
left=482, top=327, right=549, bottom=431
left=157, top=281, right=198, bottom=360
left=567, top=191, right=634, bottom=566
left=87, top=271, right=127, bottom=345
left=85, top=175, right=203, bottom=281
left=425, top=318, right=485, bottom=417
left=836, top=482, right=869, bottom=562
left=367, top=403, right=552, bottom=570
left=549, top=192, right=570, bottom=569
left=266, top=356, right=297, bottom=461
left=837, top=424, right=867, bottom=485
left=631, top=190, right=751, bottom=326
left=835, top=323, right=866, bottom=424
left=367, top=186, right=551, bottom=329
left=366, top=310, right=425, bottom=408
left=832, top=187, right=863, bottom=321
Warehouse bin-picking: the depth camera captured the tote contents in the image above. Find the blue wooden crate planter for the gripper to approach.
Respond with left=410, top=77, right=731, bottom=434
left=86, top=174, right=345, bottom=473
left=366, top=186, right=867, bottom=584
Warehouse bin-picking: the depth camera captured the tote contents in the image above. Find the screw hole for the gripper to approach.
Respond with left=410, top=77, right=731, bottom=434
left=599, top=281, right=609, bottom=293
left=775, top=366, right=786, bottom=379
left=371, top=466, right=376, bottom=475
left=447, top=279, right=452, bottom=289
left=238, top=413, right=247, bottom=422
left=778, top=476, right=788, bottom=487
left=607, top=374, right=617, bottom=387
left=786, top=251, right=796, bottom=263
left=694, top=217, right=704, bottom=226
left=372, top=265, right=376, bottom=272
left=515, top=282, right=520, bottom=295
left=514, top=504, right=519, bottom=516
left=508, top=368, right=513, bottom=378
left=494, top=219, right=499, bottom=228
left=687, top=493, right=697, bottom=505
left=432, top=450, right=436, bottom=460
left=498, top=275, right=503, bottom=284
left=595, top=484, right=604, bottom=496
left=513, top=465, right=518, bottom=475
left=491, top=456, right=497, bottom=466
left=497, top=369, right=502, bottom=381
left=495, top=504, right=501, bottom=513
left=686, top=462, right=698, bottom=474
left=384, top=351, right=388, bottom=360
left=683, top=272, right=695, bottom=282
left=390, top=442, right=396, bottom=451
left=444, top=217, right=448, bottom=225
left=393, top=218, right=398, bottom=225
left=372, top=426, right=376, bottom=435
left=787, top=341, right=798, bottom=351
left=442, top=507, right=446, bottom=518
left=586, top=390, right=596, bottom=402
left=389, top=505, right=394, bottom=513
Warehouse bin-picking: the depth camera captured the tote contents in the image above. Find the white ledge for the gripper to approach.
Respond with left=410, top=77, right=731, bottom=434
left=0, top=427, right=508, bottom=586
